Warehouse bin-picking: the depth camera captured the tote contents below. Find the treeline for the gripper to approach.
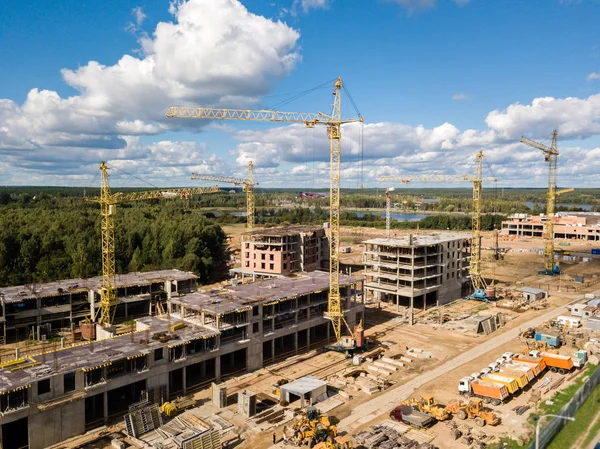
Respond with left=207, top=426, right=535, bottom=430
left=0, top=199, right=228, bottom=287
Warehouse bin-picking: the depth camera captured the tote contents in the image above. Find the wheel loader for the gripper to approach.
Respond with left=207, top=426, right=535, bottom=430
left=445, top=398, right=500, bottom=427
left=288, top=406, right=338, bottom=447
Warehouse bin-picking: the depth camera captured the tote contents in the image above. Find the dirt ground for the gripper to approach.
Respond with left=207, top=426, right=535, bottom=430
left=52, top=225, right=600, bottom=449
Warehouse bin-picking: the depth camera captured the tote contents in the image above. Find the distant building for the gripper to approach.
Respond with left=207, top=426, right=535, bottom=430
left=362, top=233, right=472, bottom=312
left=501, top=212, right=600, bottom=241
left=238, top=226, right=328, bottom=278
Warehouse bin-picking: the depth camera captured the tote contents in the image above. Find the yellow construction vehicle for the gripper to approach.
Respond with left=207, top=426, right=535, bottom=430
left=313, top=436, right=353, bottom=449
left=289, top=406, right=338, bottom=447
left=416, top=395, right=451, bottom=421
left=445, top=398, right=500, bottom=427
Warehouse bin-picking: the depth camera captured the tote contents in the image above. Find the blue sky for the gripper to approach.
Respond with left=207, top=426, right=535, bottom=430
left=0, top=0, right=599, bottom=188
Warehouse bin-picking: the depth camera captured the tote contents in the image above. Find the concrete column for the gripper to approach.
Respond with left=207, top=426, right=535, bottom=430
left=294, top=332, right=298, bottom=355
left=182, top=365, right=187, bottom=394
left=215, top=356, right=221, bottom=382
left=103, top=391, right=108, bottom=422
left=125, top=302, right=128, bottom=319
left=271, top=340, right=275, bottom=362
left=307, top=328, right=311, bottom=349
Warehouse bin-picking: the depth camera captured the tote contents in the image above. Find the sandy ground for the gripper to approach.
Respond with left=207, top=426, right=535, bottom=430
left=51, top=226, right=600, bottom=449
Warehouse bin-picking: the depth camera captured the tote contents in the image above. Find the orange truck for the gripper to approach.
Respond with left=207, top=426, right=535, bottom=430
left=537, top=351, right=574, bottom=374
left=513, top=354, right=547, bottom=375
left=458, top=378, right=510, bottom=406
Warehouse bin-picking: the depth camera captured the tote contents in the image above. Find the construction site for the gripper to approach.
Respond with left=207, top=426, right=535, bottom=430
left=1, top=80, right=600, bottom=449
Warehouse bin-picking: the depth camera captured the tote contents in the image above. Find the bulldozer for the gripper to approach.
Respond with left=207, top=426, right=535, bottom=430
left=287, top=406, right=338, bottom=447
left=445, top=398, right=500, bottom=427
left=415, top=395, right=451, bottom=421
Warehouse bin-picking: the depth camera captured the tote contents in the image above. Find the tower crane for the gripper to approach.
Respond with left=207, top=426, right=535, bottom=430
left=385, top=187, right=395, bottom=238
left=520, top=131, right=574, bottom=275
left=380, top=151, right=497, bottom=301
left=166, top=77, right=364, bottom=351
left=191, top=161, right=258, bottom=229
left=85, top=162, right=221, bottom=326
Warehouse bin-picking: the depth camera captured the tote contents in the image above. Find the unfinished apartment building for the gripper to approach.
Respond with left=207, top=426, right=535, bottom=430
left=0, top=271, right=363, bottom=449
left=238, top=226, right=328, bottom=278
left=363, top=233, right=471, bottom=314
left=0, top=270, right=197, bottom=344
left=501, top=212, right=600, bottom=241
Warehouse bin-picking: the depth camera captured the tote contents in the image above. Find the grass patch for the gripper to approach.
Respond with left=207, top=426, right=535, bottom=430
left=548, top=381, right=600, bottom=449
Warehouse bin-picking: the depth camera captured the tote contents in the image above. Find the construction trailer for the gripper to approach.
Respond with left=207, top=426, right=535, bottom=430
left=0, top=271, right=364, bottom=449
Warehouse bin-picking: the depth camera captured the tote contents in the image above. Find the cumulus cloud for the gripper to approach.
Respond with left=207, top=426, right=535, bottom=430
left=0, top=0, right=300, bottom=151
left=587, top=72, right=600, bottom=81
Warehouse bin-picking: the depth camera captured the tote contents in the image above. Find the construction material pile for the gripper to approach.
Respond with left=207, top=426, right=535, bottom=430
left=353, top=424, right=438, bottom=449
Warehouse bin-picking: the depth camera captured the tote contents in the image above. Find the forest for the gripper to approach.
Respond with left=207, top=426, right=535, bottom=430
left=0, top=185, right=594, bottom=287
left=0, top=196, right=228, bottom=287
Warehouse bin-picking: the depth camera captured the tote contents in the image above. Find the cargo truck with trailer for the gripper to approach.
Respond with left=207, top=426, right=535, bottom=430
left=531, top=351, right=574, bottom=374
left=458, top=378, right=510, bottom=406
left=503, top=361, right=536, bottom=381
left=513, top=354, right=547, bottom=375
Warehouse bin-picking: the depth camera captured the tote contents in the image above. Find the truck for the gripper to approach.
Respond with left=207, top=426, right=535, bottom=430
left=480, top=373, right=520, bottom=394
left=503, top=361, right=536, bottom=381
left=389, top=405, right=435, bottom=428
left=535, top=331, right=562, bottom=349
left=572, top=350, right=588, bottom=369
left=533, top=351, right=574, bottom=374
left=513, top=354, right=547, bottom=375
left=497, top=369, right=529, bottom=389
left=458, top=378, right=510, bottom=406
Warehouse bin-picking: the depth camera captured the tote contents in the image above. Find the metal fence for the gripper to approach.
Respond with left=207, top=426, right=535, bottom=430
left=530, top=366, right=600, bottom=449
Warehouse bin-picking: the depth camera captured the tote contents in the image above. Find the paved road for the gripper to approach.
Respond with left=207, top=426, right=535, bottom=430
left=339, top=303, right=570, bottom=431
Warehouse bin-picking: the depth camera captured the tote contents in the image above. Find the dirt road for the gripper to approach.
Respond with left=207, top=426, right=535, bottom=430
left=339, top=302, right=571, bottom=431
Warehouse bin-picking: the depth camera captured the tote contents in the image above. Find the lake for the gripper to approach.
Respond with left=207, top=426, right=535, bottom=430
left=525, top=202, right=593, bottom=211
left=354, top=211, right=428, bottom=222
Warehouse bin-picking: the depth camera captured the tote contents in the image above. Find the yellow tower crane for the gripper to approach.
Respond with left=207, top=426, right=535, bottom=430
left=380, top=150, right=497, bottom=301
left=191, top=161, right=258, bottom=229
left=520, top=131, right=574, bottom=275
left=166, top=77, right=364, bottom=350
left=385, top=186, right=395, bottom=238
left=85, top=161, right=221, bottom=326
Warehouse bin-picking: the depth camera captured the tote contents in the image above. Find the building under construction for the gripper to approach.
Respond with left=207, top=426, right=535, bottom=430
left=501, top=212, right=600, bottom=241
left=237, top=226, right=328, bottom=278
left=0, top=270, right=198, bottom=344
left=0, top=271, right=363, bottom=449
left=362, top=233, right=472, bottom=314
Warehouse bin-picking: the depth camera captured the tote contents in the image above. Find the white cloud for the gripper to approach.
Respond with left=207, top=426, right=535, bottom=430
left=452, top=93, right=470, bottom=101
left=587, top=72, right=600, bottom=81
left=292, top=0, right=332, bottom=14
left=0, top=0, right=301, bottom=183
left=133, top=6, right=146, bottom=26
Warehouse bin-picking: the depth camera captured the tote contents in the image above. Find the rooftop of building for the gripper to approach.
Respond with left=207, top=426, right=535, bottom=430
left=363, top=233, right=472, bottom=247
left=243, top=225, right=325, bottom=237
left=0, top=315, right=218, bottom=394
left=0, top=269, right=198, bottom=304
left=171, top=270, right=359, bottom=315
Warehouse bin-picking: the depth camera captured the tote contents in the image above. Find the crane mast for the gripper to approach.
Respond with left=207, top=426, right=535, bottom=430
left=192, top=161, right=257, bottom=229
left=520, top=131, right=573, bottom=275
left=166, top=77, right=363, bottom=347
left=86, top=162, right=221, bottom=326
left=385, top=187, right=395, bottom=238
